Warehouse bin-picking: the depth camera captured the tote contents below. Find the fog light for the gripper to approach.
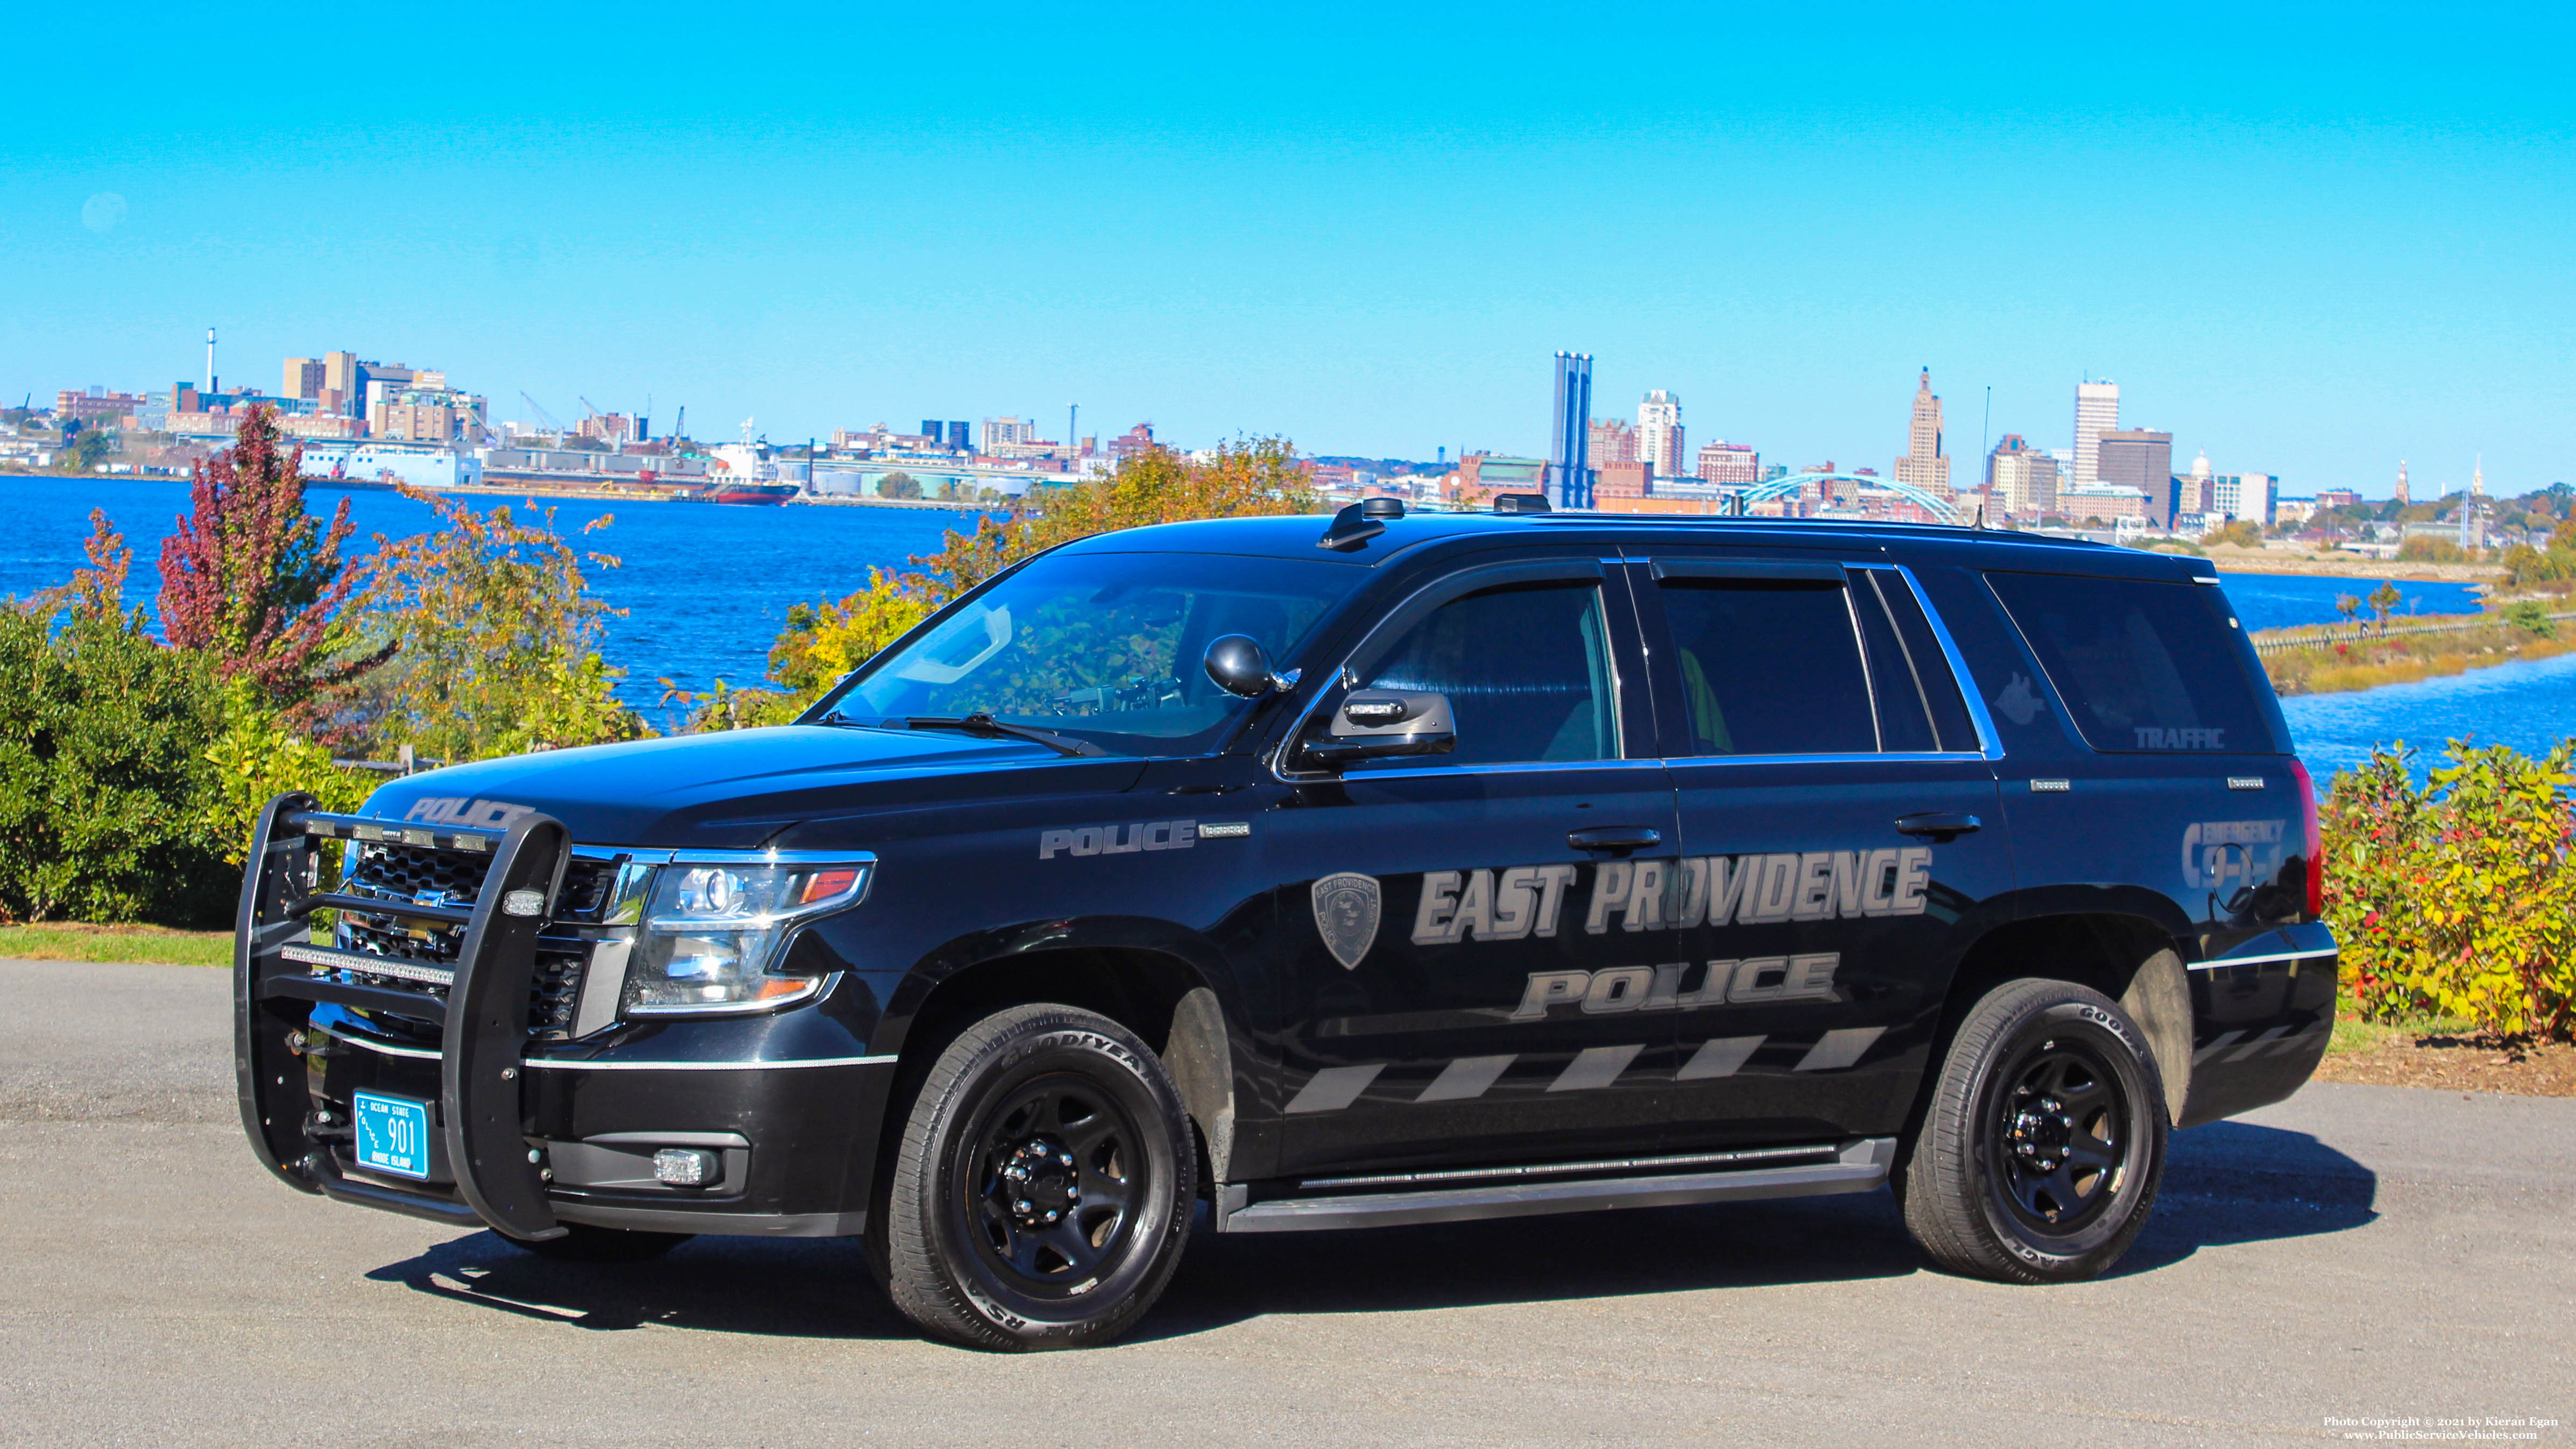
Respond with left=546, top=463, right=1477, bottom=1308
left=652, top=1147, right=720, bottom=1186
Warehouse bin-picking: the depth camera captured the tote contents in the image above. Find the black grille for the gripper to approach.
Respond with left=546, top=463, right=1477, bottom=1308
left=349, top=840, right=492, bottom=908
left=323, top=835, right=619, bottom=1040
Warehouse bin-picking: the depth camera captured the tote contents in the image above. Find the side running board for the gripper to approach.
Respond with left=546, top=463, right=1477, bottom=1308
left=1213, top=1137, right=1895, bottom=1234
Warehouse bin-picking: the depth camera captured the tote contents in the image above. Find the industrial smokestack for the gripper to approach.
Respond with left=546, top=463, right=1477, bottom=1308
left=205, top=327, right=216, bottom=392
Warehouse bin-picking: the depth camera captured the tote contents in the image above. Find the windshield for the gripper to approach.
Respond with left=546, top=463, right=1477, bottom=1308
left=811, top=551, right=1362, bottom=756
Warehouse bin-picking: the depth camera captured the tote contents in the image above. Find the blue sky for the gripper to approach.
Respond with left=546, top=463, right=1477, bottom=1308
left=6, top=3, right=2570, bottom=496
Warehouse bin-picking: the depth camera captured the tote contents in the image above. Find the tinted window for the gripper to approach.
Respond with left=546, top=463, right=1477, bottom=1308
left=1656, top=578, right=1876, bottom=756
left=1859, top=568, right=1979, bottom=752
left=1356, top=581, right=1617, bottom=766
left=1986, top=571, right=2275, bottom=753
left=820, top=552, right=1356, bottom=757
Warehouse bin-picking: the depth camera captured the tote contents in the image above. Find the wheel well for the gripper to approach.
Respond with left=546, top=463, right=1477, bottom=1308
left=1910, top=913, right=2190, bottom=1135
left=900, top=947, right=1206, bottom=1064
left=868, top=948, right=1222, bottom=1211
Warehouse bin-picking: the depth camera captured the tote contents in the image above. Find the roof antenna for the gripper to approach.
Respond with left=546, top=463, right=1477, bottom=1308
left=1972, top=498, right=1987, bottom=530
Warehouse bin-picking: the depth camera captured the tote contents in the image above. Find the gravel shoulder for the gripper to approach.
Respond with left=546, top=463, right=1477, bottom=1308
left=3, top=960, right=2568, bottom=1448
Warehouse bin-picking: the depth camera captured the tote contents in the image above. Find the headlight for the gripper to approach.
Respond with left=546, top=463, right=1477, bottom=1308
left=622, top=856, right=872, bottom=1015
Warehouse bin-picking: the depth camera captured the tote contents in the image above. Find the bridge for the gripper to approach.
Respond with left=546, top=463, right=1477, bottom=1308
left=1730, top=471, right=1965, bottom=524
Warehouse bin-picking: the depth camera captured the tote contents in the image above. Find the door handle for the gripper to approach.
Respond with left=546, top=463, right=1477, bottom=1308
left=1568, top=826, right=1662, bottom=855
left=1894, top=811, right=1981, bottom=842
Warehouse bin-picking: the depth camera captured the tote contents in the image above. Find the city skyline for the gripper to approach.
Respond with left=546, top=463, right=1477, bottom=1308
left=9, top=5, right=2573, bottom=496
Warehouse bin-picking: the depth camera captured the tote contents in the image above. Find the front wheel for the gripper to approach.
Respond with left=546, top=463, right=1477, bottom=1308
left=1900, top=978, right=2168, bottom=1283
left=881, top=1003, right=1196, bottom=1350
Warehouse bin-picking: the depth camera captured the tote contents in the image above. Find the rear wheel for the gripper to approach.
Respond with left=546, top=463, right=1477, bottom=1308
left=1900, top=978, right=2167, bottom=1283
left=881, top=1003, right=1195, bottom=1350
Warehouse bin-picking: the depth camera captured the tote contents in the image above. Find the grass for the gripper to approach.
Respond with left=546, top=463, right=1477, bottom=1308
left=2328, top=1006, right=2477, bottom=1056
left=2256, top=617, right=2576, bottom=696
left=0, top=922, right=234, bottom=967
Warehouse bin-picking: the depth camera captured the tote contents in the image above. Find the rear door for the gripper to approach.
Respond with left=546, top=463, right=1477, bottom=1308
left=1261, top=555, right=1682, bottom=1177
left=1631, top=554, right=2013, bottom=1150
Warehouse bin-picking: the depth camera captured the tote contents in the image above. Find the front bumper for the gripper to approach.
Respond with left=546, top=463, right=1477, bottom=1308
left=234, top=794, right=893, bottom=1240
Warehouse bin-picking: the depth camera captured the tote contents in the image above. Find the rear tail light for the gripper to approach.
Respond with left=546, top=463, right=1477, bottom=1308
left=2288, top=757, right=2324, bottom=918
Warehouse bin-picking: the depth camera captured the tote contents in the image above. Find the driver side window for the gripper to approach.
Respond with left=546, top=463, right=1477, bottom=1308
left=1353, top=581, right=1618, bottom=766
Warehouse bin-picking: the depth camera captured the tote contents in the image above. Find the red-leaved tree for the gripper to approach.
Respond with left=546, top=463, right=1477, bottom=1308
left=157, top=405, right=379, bottom=720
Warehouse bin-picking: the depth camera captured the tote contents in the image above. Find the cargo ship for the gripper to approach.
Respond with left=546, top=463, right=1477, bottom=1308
left=699, top=479, right=799, bottom=506
left=699, top=439, right=802, bottom=505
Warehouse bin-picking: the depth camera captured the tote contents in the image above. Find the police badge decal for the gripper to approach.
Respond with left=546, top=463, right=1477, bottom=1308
left=1310, top=873, right=1381, bottom=971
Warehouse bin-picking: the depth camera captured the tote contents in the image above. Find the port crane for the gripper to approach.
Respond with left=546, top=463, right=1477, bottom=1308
left=519, top=393, right=566, bottom=441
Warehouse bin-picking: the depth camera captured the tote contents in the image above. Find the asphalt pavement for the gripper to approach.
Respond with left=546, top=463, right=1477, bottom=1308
left=2, top=959, right=2567, bottom=1447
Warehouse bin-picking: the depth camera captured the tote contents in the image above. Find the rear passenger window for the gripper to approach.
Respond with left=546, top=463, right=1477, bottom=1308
left=1986, top=571, right=2276, bottom=753
left=1656, top=578, right=1876, bottom=755
left=1859, top=569, right=1979, bottom=753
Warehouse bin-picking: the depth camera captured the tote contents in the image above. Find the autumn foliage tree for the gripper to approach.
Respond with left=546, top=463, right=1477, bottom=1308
left=158, top=405, right=375, bottom=720
left=730, top=437, right=1318, bottom=728
left=346, top=486, right=642, bottom=760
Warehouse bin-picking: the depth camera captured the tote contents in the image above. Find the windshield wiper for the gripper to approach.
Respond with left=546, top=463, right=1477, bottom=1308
left=900, top=713, right=1107, bottom=758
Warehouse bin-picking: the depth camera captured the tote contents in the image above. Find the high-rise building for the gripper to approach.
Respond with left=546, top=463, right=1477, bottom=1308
left=1986, top=435, right=2058, bottom=519
left=282, top=357, right=324, bottom=400
left=979, top=416, right=1036, bottom=454
left=1550, top=352, right=1594, bottom=508
left=1892, top=368, right=1950, bottom=498
left=1589, top=417, right=1636, bottom=465
left=2211, top=473, right=2279, bottom=526
left=1636, top=390, right=1683, bottom=479
left=2394, top=459, right=2410, bottom=505
left=2072, top=380, right=2121, bottom=485
left=2096, top=429, right=2174, bottom=522
left=1695, top=441, right=1758, bottom=484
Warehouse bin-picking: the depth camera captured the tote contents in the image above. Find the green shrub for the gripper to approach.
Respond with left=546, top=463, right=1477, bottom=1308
left=0, top=605, right=231, bottom=925
left=2321, top=739, right=2576, bottom=1040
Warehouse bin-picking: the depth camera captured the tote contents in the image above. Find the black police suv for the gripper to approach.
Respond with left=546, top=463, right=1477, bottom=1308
left=235, top=501, right=2335, bottom=1349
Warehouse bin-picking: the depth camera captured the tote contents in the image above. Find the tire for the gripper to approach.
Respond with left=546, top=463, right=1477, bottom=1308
left=503, top=1224, right=694, bottom=1262
left=1900, top=977, right=2168, bottom=1283
left=880, top=1003, right=1196, bottom=1351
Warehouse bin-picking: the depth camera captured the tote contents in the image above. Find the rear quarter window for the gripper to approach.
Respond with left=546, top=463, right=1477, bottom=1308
left=1985, top=570, right=2282, bottom=754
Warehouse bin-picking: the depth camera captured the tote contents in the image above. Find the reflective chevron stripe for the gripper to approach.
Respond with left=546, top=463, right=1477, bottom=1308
left=1416, top=1054, right=1515, bottom=1102
left=2192, top=1031, right=2245, bottom=1064
left=1283, top=1028, right=1893, bottom=1114
left=1547, top=1043, right=1645, bottom=1092
left=1285, top=1063, right=1384, bottom=1113
left=1677, top=1035, right=1766, bottom=1080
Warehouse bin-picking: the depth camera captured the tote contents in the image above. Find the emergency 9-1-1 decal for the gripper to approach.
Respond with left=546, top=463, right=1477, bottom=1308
left=1409, top=848, right=1934, bottom=946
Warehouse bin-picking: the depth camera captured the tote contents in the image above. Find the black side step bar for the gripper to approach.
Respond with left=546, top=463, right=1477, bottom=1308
left=1211, top=1137, right=1895, bottom=1234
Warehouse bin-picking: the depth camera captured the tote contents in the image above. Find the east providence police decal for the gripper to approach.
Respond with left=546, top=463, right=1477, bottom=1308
left=1311, top=873, right=1381, bottom=970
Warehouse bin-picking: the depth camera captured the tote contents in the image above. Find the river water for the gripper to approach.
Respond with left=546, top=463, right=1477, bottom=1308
left=1, top=475, right=2557, bottom=763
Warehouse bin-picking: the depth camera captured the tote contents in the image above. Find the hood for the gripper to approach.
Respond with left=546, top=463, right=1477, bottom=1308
left=359, top=725, right=1146, bottom=849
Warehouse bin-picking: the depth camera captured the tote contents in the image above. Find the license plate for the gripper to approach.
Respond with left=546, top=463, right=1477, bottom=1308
left=351, top=1092, right=432, bottom=1179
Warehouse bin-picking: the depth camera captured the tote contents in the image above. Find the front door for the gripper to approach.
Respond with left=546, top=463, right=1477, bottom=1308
left=1631, top=555, right=2014, bottom=1150
left=1262, top=557, right=1681, bottom=1178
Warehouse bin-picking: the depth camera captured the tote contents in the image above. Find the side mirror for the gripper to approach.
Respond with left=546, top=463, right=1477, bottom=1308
left=1301, top=690, right=1456, bottom=766
left=1204, top=634, right=1288, bottom=698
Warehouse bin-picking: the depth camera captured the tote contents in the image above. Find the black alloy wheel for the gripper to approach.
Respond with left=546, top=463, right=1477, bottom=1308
left=963, top=1075, right=1146, bottom=1291
left=1987, top=1035, right=2130, bottom=1235
left=1898, top=977, right=2168, bottom=1283
left=881, top=1003, right=1196, bottom=1350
